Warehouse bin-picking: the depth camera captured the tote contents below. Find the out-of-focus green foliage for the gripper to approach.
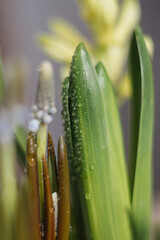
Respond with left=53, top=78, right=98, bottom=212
left=0, top=52, right=4, bottom=103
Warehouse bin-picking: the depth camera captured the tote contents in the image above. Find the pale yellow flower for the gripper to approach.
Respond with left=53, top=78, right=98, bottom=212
left=37, top=0, right=153, bottom=103
left=77, top=0, right=119, bottom=28
left=144, top=35, right=154, bottom=58
left=113, top=0, right=141, bottom=44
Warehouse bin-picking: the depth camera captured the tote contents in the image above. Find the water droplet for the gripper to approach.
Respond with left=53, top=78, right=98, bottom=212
left=28, top=144, right=35, bottom=154
left=69, top=225, right=72, bottom=232
left=90, top=165, right=95, bottom=170
left=38, top=223, right=41, bottom=229
left=85, top=192, right=92, bottom=200
left=28, top=158, right=36, bottom=167
left=66, top=127, right=70, bottom=133
left=50, top=207, right=54, bottom=213
left=78, top=103, right=82, bottom=107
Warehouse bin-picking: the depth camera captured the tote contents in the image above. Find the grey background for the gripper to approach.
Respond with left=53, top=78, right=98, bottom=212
left=0, top=0, right=159, bottom=192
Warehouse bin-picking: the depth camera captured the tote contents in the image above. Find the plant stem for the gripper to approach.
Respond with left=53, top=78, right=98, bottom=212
left=37, top=123, right=47, bottom=220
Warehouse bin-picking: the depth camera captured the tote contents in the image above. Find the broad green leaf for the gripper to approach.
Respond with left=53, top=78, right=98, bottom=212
left=62, top=43, right=131, bottom=240
left=95, top=62, right=131, bottom=239
left=130, top=27, right=154, bottom=240
left=96, top=62, right=130, bottom=204
left=62, top=76, right=85, bottom=240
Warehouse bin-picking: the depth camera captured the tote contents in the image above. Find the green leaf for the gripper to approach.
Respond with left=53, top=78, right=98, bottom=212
left=14, top=126, right=27, bottom=168
left=95, top=62, right=131, bottom=239
left=129, top=28, right=141, bottom=196
left=96, top=61, right=130, bottom=204
left=47, top=132, right=57, bottom=193
left=63, top=43, right=131, bottom=240
left=62, top=76, right=85, bottom=240
left=130, top=27, right=154, bottom=240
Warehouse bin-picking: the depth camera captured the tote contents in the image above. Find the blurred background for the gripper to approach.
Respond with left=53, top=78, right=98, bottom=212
left=0, top=0, right=159, bottom=194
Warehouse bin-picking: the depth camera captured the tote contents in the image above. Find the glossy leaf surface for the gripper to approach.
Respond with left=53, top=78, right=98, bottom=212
left=43, top=156, right=55, bottom=240
left=62, top=43, right=131, bottom=240
left=26, top=133, right=42, bottom=240
left=130, top=27, right=154, bottom=240
left=47, top=132, right=57, bottom=193
left=57, top=136, right=70, bottom=240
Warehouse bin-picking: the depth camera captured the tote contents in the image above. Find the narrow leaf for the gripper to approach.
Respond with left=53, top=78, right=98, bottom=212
left=26, top=133, right=42, bottom=240
left=47, top=132, right=57, bottom=193
left=14, top=125, right=27, bottom=168
left=57, top=136, right=70, bottom=240
left=130, top=27, right=154, bottom=240
left=43, top=156, right=55, bottom=240
left=129, top=29, right=141, bottom=197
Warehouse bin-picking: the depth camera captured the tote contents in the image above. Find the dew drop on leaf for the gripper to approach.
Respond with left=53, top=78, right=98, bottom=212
left=85, top=192, right=92, bottom=200
left=90, top=165, right=95, bottom=170
left=69, top=225, right=72, bottom=233
left=50, top=207, right=54, bottom=213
